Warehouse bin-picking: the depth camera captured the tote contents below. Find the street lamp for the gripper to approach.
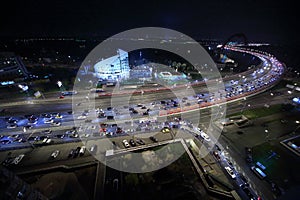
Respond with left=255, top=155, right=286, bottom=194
left=265, top=129, right=269, bottom=133
left=265, top=129, right=270, bottom=141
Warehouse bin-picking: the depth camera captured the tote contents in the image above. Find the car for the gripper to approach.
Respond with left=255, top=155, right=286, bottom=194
left=161, top=127, right=170, bottom=133
left=42, top=138, right=51, bottom=144
left=16, top=138, right=26, bottom=143
left=41, top=113, right=52, bottom=119
left=51, top=113, right=62, bottom=118
left=44, top=119, right=54, bottom=124
left=2, top=157, right=15, bottom=166
left=12, top=134, right=20, bottom=139
left=56, top=134, right=65, bottom=139
left=1, top=139, right=12, bottom=145
left=280, top=119, right=288, bottom=124
left=98, top=113, right=106, bottom=118
left=226, top=158, right=233, bottom=167
left=58, top=95, right=65, bottom=99
left=224, top=166, right=236, bottom=179
left=245, top=147, right=252, bottom=154
left=90, top=145, right=97, bottom=153
left=51, top=122, right=61, bottom=126
left=107, top=116, right=114, bottom=120
left=8, top=118, right=18, bottom=124
left=13, top=154, right=25, bottom=165
left=129, top=139, right=136, bottom=147
left=107, top=107, right=113, bottom=110
left=68, top=149, right=75, bottom=158
left=241, top=185, right=254, bottom=199
left=28, top=136, right=35, bottom=141
left=74, top=147, right=81, bottom=157
left=132, top=110, right=138, bottom=114
left=69, top=133, right=79, bottom=138
left=246, top=155, right=253, bottom=163
left=51, top=150, right=60, bottom=158
left=77, top=115, right=87, bottom=120
left=215, top=144, right=221, bottom=151
left=122, top=140, right=130, bottom=148
left=7, top=124, right=17, bottom=129
left=136, top=138, right=145, bottom=145
left=116, top=128, right=123, bottom=134
left=200, top=131, right=210, bottom=141
left=150, top=136, right=158, bottom=142
left=79, top=146, right=86, bottom=156
left=213, top=151, right=220, bottom=160
left=85, top=119, right=92, bottom=123
left=89, top=125, right=96, bottom=130
left=40, top=135, right=48, bottom=140
left=23, top=125, right=33, bottom=130
left=33, top=136, right=40, bottom=141
left=42, top=129, right=52, bottom=134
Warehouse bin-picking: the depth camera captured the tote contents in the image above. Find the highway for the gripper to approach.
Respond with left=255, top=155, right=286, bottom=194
left=0, top=46, right=287, bottom=200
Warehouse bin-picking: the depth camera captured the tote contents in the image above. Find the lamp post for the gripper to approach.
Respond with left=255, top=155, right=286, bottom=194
left=265, top=129, right=270, bottom=141
left=57, top=81, right=66, bottom=92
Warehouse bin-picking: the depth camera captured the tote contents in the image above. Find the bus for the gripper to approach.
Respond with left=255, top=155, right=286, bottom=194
left=61, top=91, right=77, bottom=96
left=251, top=166, right=267, bottom=179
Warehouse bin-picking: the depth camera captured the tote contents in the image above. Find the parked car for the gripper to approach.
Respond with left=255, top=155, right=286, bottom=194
left=122, top=140, right=130, bottom=148
left=68, top=149, right=75, bottom=158
left=13, top=154, right=25, bottom=165
left=129, top=139, right=136, bottom=147
left=74, top=147, right=81, bottom=157
left=150, top=136, right=158, bottom=142
left=136, top=138, right=145, bottom=145
left=90, top=145, right=97, bottom=153
left=79, top=146, right=86, bottom=156
left=51, top=150, right=60, bottom=158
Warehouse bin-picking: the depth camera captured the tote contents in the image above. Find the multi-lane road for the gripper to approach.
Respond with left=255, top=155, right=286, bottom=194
left=0, top=46, right=288, bottom=199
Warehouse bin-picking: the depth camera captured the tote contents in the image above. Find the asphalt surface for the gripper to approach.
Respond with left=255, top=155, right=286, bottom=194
left=0, top=47, right=291, bottom=200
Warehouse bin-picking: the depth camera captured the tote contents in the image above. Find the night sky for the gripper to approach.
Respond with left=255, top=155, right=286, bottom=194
left=1, top=0, right=299, bottom=44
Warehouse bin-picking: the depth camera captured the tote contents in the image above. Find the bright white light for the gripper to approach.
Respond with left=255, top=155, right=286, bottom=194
left=57, top=81, right=62, bottom=87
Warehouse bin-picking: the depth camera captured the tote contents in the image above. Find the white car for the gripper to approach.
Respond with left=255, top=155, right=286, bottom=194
left=90, top=145, right=97, bottom=153
left=79, top=146, right=86, bottom=155
left=44, top=119, right=54, bottom=124
left=13, top=154, right=25, bottom=165
left=122, top=140, right=130, bottom=148
left=225, top=166, right=236, bottom=179
left=77, top=115, right=87, bottom=120
left=45, top=139, right=52, bottom=144
left=51, top=150, right=60, bottom=158
left=196, top=128, right=211, bottom=141
left=200, top=131, right=211, bottom=142
left=7, top=124, right=17, bottom=129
